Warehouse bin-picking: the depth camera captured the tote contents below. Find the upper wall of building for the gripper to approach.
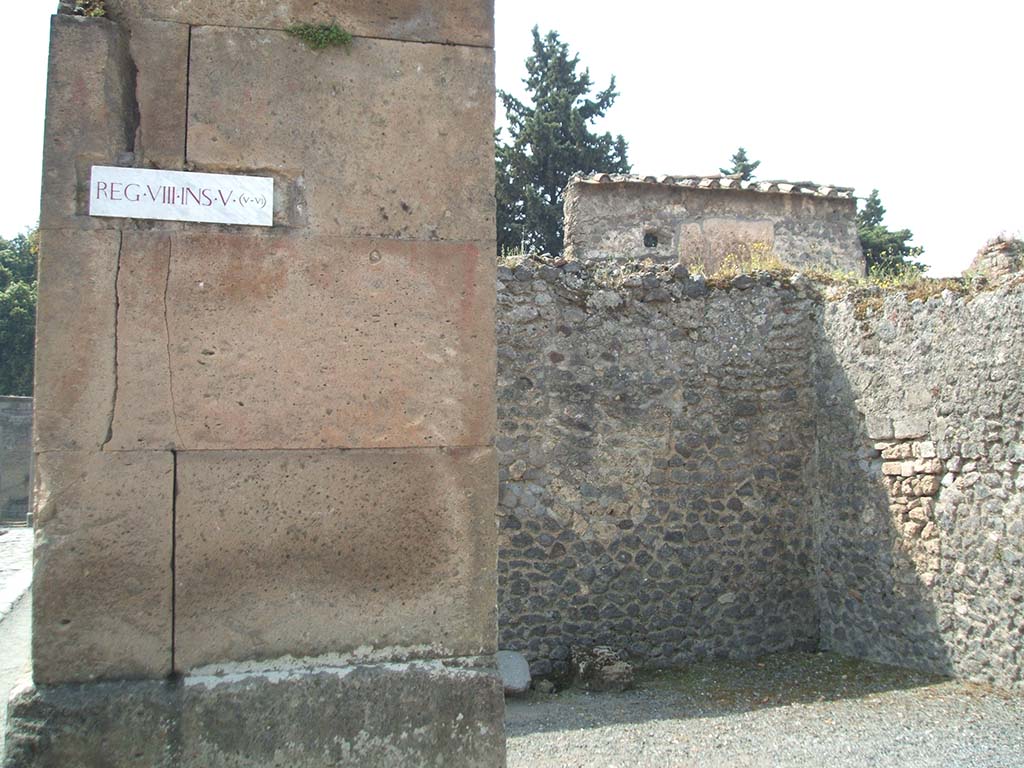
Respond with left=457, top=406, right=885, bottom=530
left=564, top=174, right=865, bottom=276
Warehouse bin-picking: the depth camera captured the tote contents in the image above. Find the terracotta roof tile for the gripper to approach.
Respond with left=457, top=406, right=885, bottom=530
left=572, top=173, right=856, bottom=200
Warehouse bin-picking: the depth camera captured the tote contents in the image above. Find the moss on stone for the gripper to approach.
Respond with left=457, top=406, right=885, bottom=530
left=286, top=22, right=353, bottom=51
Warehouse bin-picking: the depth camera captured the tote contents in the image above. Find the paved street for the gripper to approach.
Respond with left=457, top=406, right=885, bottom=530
left=0, top=527, right=32, bottom=760
left=0, top=528, right=31, bottom=623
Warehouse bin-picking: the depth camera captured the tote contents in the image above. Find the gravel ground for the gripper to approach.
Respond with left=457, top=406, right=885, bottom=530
left=506, top=652, right=1024, bottom=768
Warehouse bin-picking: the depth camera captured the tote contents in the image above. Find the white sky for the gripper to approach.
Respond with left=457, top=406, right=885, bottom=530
left=4, top=1, right=1022, bottom=275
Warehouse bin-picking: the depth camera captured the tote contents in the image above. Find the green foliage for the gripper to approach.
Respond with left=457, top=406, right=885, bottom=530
left=720, top=147, right=760, bottom=181
left=496, top=27, right=631, bottom=257
left=286, top=22, right=353, bottom=50
left=856, top=189, right=927, bottom=277
left=0, top=230, right=38, bottom=396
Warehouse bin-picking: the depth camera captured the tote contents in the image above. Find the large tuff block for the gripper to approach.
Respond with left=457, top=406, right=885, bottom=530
left=33, top=230, right=118, bottom=451
left=107, top=233, right=495, bottom=451
left=3, top=661, right=506, bottom=768
left=174, top=448, right=497, bottom=671
left=32, top=450, right=174, bottom=685
left=128, top=18, right=189, bottom=168
left=187, top=28, right=495, bottom=241
left=107, top=232, right=177, bottom=450
left=40, top=15, right=136, bottom=230
left=104, top=0, right=494, bottom=48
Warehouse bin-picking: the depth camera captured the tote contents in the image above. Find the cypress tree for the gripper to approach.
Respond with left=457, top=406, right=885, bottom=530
left=496, top=27, right=631, bottom=256
left=720, top=147, right=760, bottom=181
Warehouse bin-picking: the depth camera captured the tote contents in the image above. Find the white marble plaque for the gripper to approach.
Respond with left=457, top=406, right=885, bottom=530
left=89, top=166, right=274, bottom=226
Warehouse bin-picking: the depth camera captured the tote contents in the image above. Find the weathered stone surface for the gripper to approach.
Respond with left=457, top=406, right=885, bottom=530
left=32, top=450, right=174, bottom=684
left=0, top=398, right=33, bottom=523
left=187, top=28, right=495, bottom=242
left=104, top=0, right=494, bottom=48
left=496, top=650, right=531, bottom=695
left=179, top=660, right=506, bottom=767
left=107, top=233, right=495, bottom=450
left=40, top=15, right=135, bottom=230
left=3, top=660, right=506, bottom=767
left=33, top=230, right=118, bottom=451
left=128, top=18, right=188, bottom=168
left=966, top=236, right=1023, bottom=280
left=3, top=678, right=177, bottom=768
left=107, top=232, right=177, bottom=450
left=174, top=448, right=497, bottom=671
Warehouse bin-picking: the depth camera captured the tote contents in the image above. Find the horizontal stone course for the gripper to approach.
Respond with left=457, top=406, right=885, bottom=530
left=32, top=450, right=174, bottom=685
left=106, top=233, right=495, bottom=451
left=4, top=659, right=504, bottom=768
left=187, top=27, right=495, bottom=242
left=174, top=447, right=497, bottom=671
left=103, top=0, right=495, bottom=48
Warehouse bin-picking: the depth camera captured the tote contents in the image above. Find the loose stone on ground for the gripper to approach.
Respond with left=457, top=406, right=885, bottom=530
left=498, top=650, right=532, bottom=695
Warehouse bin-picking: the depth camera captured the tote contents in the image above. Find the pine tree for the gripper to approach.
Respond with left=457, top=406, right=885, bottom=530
left=720, top=147, right=760, bottom=181
left=496, top=27, right=630, bottom=257
left=856, top=189, right=927, bottom=276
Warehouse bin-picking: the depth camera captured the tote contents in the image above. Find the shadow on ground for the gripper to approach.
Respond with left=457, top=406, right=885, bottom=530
left=506, top=651, right=957, bottom=736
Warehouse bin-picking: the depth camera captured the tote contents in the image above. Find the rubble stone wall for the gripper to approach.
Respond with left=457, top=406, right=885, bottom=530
left=497, top=260, right=822, bottom=679
left=814, top=284, right=1024, bottom=689
left=0, top=397, right=32, bottom=524
left=497, top=257, right=1024, bottom=689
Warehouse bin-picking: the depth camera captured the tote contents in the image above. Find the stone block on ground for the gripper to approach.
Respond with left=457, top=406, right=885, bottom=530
left=496, top=650, right=531, bottom=695
left=173, top=448, right=497, bottom=671
left=32, top=451, right=174, bottom=685
left=3, top=660, right=505, bottom=767
left=571, top=646, right=635, bottom=693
